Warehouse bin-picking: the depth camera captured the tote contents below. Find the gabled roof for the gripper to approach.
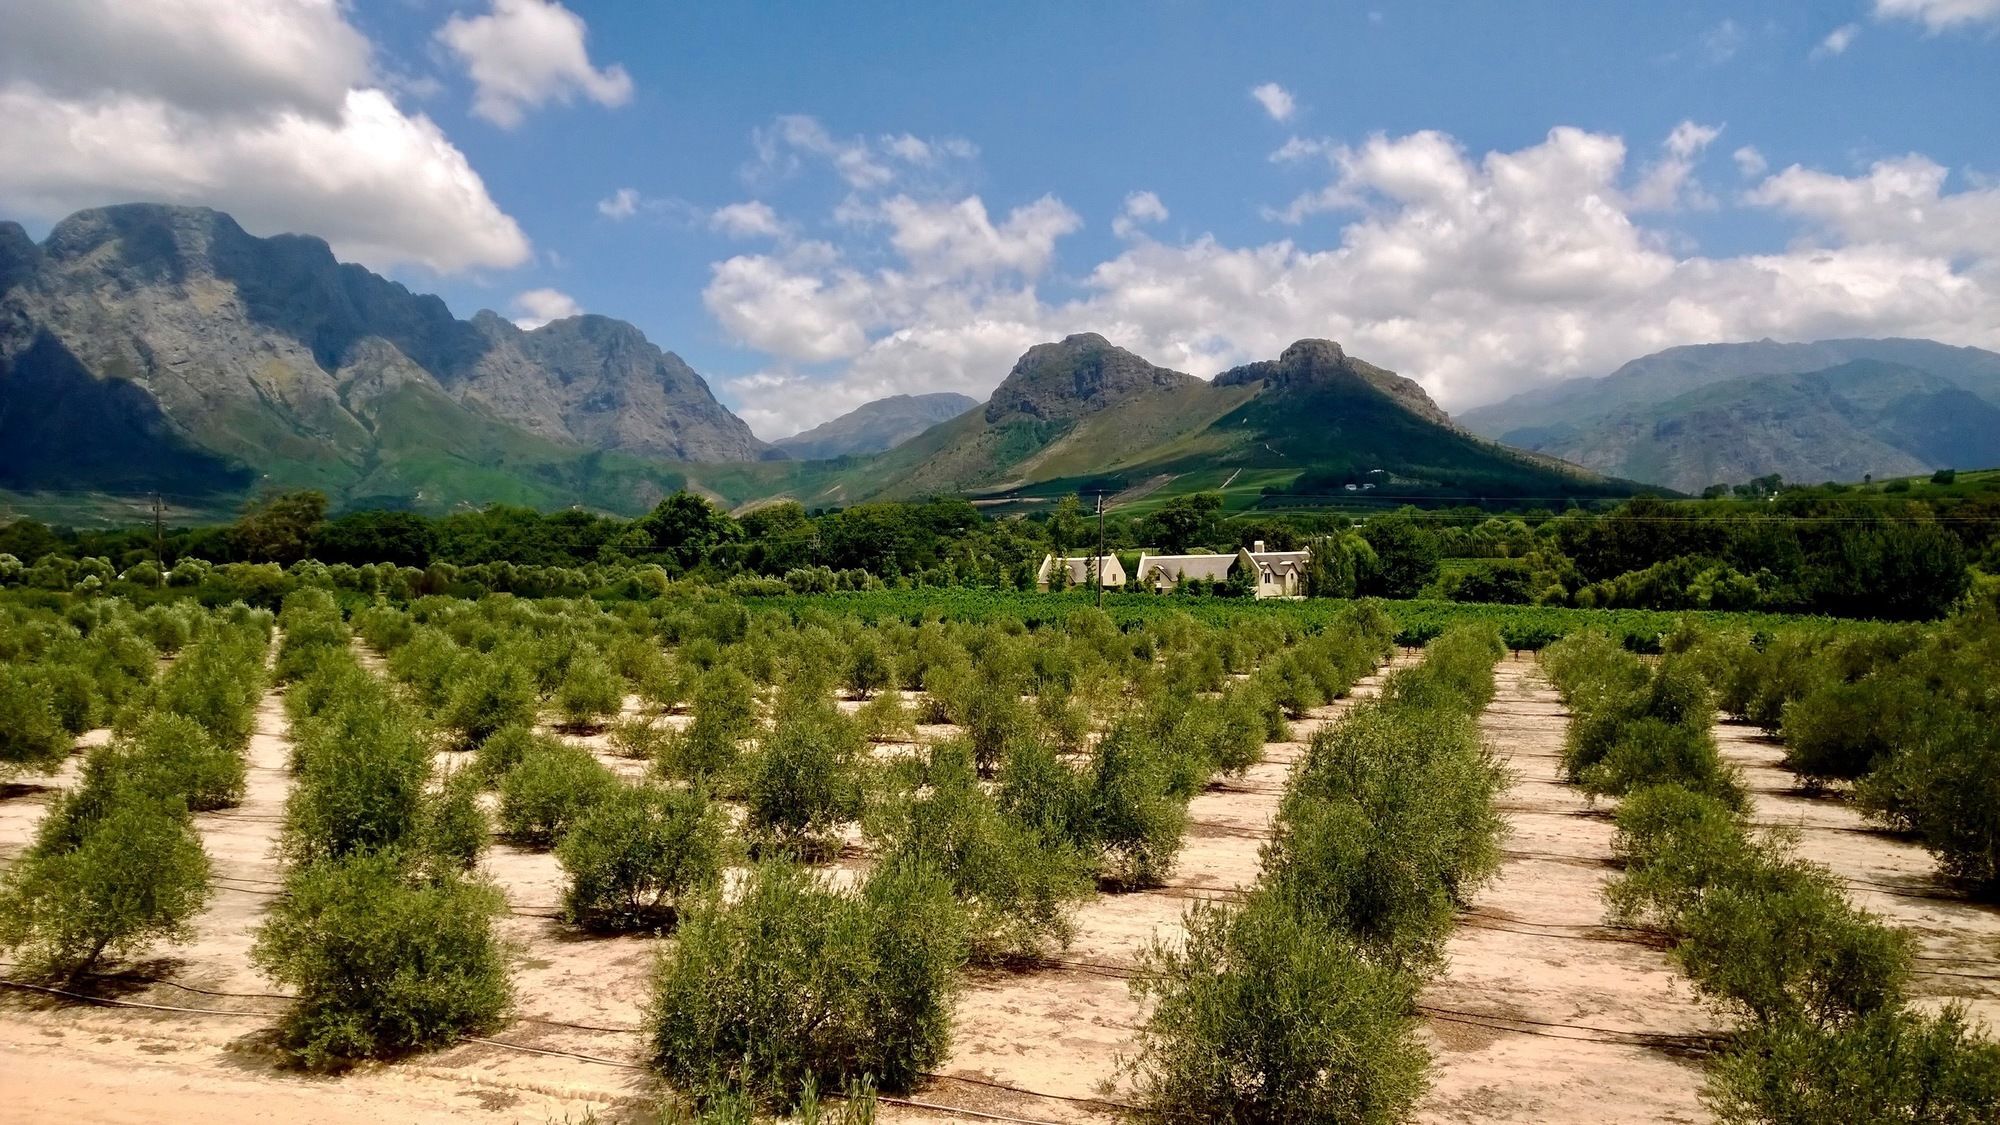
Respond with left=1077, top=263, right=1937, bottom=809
left=1135, top=553, right=1237, bottom=583
left=1041, top=554, right=1124, bottom=584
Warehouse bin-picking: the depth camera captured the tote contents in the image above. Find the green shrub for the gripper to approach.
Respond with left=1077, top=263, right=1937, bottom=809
left=284, top=684, right=433, bottom=865
left=421, top=768, right=488, bottom=871
left=1856, top=706, right=2000, bottom=894
left=497, top=739, right=618, bottom=847
left=608, top=714, right=674, bottom=761
left=0, top=667, right=73, bottom=775
left=1129, top=895, right=1429, bottom=1125
left=1579, top=717, right=1746, bottom=809
left=855, top=688, right=915, bottom=743
left=1707, top=1006, right=2000, bottom=1125
left=1269, top=699, right=1505, bottom=972
left=662, top=666, right=757, bottom=781
left=556, top=650, right=625, bottom=732
left=1084, top=724, right=1189, bottom=889
left=844, top=632, right=892, bottom=699
left=1605, top=784, right=1757, bottom=928
left=648, top=860, right=968, bottom=1106
left=1672, top=855, right=1911, bottom=1029
left=0, top=784, right=210, bottom=981
left=870, top=740, right=1091, bottom=961
left=1778, top=676, right=1926, bottom=785
left=443, top=653, right=539, bottom=747
left=997, top=737, right=1090, bottom=843
left=252, top=854, right=509, bottom=1068
left=558, top=784, right=727, bottom=932
left=112, top=711, right=245, bottom=812
left=746, top=694, right=867, bottom=858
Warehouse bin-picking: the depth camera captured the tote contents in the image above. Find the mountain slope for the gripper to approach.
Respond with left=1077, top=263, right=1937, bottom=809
left=1460, top=337, right=2000, bottom=445
left=1513, top=360, right=2000, bottom=493
left=772, top=392, right=977, bottom=460
left=0, top=203, right=764, bottom=508
left=837, top=335, right=1638, bottom=505
left=1459, top=338, right=2000, bottom=491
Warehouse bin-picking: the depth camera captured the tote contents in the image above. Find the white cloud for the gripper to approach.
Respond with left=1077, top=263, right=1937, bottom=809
left=710, top=201, right=788, bottom=239
left=0, top=86, right=529, bottom=272
left=1733, top=146, right=1769, bottom=178
left=511, top=287, right=582, bottom=329
left=1629, top=120, right=1723, bottom=211
left=1747, top=154, right=2000, bottom=260
left=1874, top=0, right=2000, bottom=30
left=1250, top=82, right=1297, bottom=121
left=0, top=0, right=372, bottom=121
left=746, top=115, right=978, bottom=192
left=598, top=187, right=639, bottom=219
left=1702, top=18, right=1745, bottom=63
left=711, top=124, right=2000, bottom=435
left=1813, top=23, right=1862, bottom=57
left=1112, top=190, right=1170, bottom=239
left=437, top=0, right=632, bottom=128
left=0, top=1, right=529, bottom=273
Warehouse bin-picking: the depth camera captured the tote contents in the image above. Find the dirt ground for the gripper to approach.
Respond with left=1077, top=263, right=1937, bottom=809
left=1414, top=657, right=1714, bottom=1124
left=9, top=647, right=1995, bottom=1124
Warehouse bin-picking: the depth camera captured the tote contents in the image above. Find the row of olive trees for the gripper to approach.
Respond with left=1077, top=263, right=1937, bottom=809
left=251, top=591, right=510, bottom=1068
left=1551, top=619, right=2000, bottom=1121
left=1609, top=780, right=2000, bottom=1119
left=1697, top=609, right=2000, bottom=897
left=0, top=602, right=272, bottom=982
left=1127, top=626, right=1507, bottom=1123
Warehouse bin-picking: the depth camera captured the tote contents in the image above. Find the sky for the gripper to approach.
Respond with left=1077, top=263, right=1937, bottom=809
left=3, top=1, right=1999, bottom=441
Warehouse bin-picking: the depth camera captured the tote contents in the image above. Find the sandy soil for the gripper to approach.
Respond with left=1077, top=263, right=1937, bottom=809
left=1414, top=657, right=1714, bottom=1124
left=1714, top=719, right=2000, bottom=1029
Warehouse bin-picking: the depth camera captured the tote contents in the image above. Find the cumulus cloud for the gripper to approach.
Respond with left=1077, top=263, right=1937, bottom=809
left=710, top=201, right=788, bottom=239
left=0, top=0, right=528, bottom=273
left=709, top=124, right=2000, bottom=434
left=437, top=0, right=632, bottom=128
left=511, top=287, right=582, bottom=329
left=1813, top=23, right=1862, bottom=57
left=1733, top=146, right=1769, bottom=178
left=1112, top=191, right=1170, bottom=239
left=0, top=0, right=372, bottom=120
left=1629, top=120, right=1723, bottom=211
left=1874, top=0, right=2000, bottom=30
left=1250, top=82, right=1297, bottom=121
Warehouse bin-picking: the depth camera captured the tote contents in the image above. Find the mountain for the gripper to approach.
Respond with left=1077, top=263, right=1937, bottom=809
left=1458, top=338, right=2000, bottom=492
left=772, top=392, right=977, bottom=460
left=0, top=203, right=765, bottom=510
left=823, top=334, right=1638, bottom=506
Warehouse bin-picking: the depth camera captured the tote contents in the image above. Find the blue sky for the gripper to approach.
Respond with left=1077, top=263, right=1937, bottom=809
left=4, top=1, right=1999, bottom=437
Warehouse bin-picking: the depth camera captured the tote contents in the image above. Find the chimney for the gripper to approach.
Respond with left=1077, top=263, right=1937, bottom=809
left=1252, top=540, right=1266, bottom=553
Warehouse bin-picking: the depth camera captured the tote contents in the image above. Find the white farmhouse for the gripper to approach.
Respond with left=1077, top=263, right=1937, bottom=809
left=1133, top=541, right=1310, bottom=599
left=1036, top=553, right=1127, bottom=590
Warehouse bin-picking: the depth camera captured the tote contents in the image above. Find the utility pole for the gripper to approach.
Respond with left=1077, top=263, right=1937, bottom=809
left=1095, top=491, right=1105, bottom=609
left=151, top=493, right=166, bottom=586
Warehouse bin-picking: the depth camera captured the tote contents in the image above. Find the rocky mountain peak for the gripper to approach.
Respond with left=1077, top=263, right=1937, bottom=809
left=1215, top=337, right=1453, bottom=427
left=985, top=332, right=1200, bottom=422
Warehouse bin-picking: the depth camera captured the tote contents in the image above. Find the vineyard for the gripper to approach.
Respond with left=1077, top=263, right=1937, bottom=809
left=1, top=581, right=1996, bottom=1123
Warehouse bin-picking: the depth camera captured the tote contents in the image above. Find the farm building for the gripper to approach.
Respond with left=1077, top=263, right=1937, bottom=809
left=1036, top=553, right=1126, bottom=590
left=1134, top=541, right=1309, bottom=599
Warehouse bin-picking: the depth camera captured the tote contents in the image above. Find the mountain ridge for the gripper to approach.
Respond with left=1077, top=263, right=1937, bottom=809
left=772, top=392, right=977, bottom=461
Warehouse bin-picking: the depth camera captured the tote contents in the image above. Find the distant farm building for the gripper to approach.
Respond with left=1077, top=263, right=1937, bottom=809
left=1134, top=541, right=1309, bottom=599
left=1036, top=554, right=1126, bottom=590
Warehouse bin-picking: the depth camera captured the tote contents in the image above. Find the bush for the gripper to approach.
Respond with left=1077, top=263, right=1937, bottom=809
left=0, top=784, right=210, bottom=981
left=662, top=666, right=757, bottom=781
left=284, top=683, right=433, bottom=865
left=1129, top=895, right=1429, bottom=1125
left=855, top=688, right=915, bottom=743
left=1269, top=699, right=1505, bottom=973
left=443, top=653, right=539, bottom=747
left=870, top=740, right=1091, bottom=961
left=497, top=739, right=618, bottom=848
left=556, top=650, right=625, bottom=732
left=1605, top=784, right=1757, bottom=928
left=745, top=694, right=867, bottom=858
left=1778, top=675, right=1930, bottom=785
left=421, top=768, right=488, bottom=871
left=558, top=784, right=727, bottom=932
left=648, top=860, right=968, bottom=1107
left=252, top=854, right=509, bottom=1068
left=110, top=711, right=245, bottom=812
left=0, top=668, right=75, bottom=775
left=1707, top=1006, right=2000, bottom=1125
left=1084, top=724, right=1189, bottom=889
left=1856, top=706, right=2000, bottom=894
